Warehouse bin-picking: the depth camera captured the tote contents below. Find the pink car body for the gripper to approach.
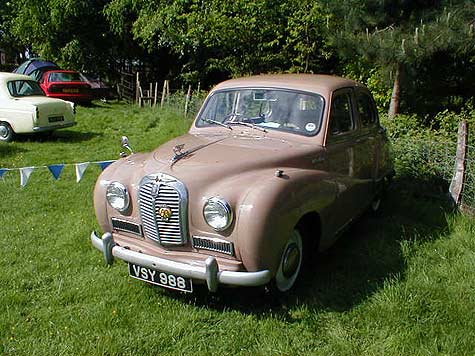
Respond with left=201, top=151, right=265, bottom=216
left=91, top=74, right=394, bottom=293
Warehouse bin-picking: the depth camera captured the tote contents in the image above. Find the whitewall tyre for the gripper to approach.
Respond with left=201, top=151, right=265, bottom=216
left=0, top=122, right=14, bottom=142
left=274, top=229, right=304, bottom=292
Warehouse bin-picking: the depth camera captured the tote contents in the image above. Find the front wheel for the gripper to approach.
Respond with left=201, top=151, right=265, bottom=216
left=274, top=229, right=304, bottom=292
left=0, top=122, right=14, bottom=142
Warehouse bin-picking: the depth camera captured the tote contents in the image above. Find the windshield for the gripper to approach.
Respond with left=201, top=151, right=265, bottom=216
left=49, top=72, right=82, bottom=82
left=196, top=89, right=324, bottom=136
left=7, top=80, right=45, bottom=97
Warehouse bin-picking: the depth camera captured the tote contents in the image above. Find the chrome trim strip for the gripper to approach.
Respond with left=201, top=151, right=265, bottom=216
left=91, top=231, right=271, bottom=292
left=111, top=217, right=143, bottom=236
left=32, top=121, right=77, bottom=132
left=192, top=235, right=235, bottom=256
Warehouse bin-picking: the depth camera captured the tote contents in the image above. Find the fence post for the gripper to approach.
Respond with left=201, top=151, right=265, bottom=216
left=184, top=85, right=192, bottom=117
left=160, top=81, right=167, bottom=108
left=449, top=120, right=468, bottom=207
left=135, top=72, right=140, bottom=105
left=166, top=80, right=170, bottom=104
left=153, top=82, right=158, bottom=107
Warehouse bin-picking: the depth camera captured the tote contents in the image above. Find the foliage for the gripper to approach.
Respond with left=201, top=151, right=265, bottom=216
left=381, top=105, right=475, bottom=207
left=2, top=102, right=475, bottom=355
left=7, top=0, right=120, bottom=75
left=104, top=0, right=335, bottom=80
left=328, top=0, right=475, bottom=115
left=2, top=1, right=475, bottom=128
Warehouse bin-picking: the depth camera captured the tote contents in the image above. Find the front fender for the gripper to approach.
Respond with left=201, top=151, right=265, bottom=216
left=235, top=168, right=336, bottom=273
left=93, top=153, right=153, bottom=232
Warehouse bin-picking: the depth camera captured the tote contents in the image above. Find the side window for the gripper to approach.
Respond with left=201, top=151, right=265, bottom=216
left=356, top=91, right=377, bottom=127
left=329, top=92, right=354, bottom=136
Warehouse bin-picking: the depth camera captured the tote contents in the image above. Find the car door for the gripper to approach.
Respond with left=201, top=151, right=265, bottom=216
left=324, top=88, right=362, bottom=233
left=352, top=88, right=380, bottom=208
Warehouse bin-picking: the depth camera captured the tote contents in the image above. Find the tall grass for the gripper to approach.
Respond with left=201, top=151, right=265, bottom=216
left=1, top=102, right=474, bottom=355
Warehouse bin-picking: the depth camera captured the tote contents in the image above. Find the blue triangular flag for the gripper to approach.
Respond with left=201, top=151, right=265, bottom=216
left=47, top=164, right=65, bottom=180
left=97, top=160, right=115, bottom=171
left=0, top=168, right=8, bottom=179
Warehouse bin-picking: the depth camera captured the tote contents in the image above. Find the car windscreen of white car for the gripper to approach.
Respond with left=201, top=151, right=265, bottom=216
left=7, top=80, right=45, bottom=97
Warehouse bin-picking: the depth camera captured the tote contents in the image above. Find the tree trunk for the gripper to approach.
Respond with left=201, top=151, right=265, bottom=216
left=388, top=63, right=401, bottom=119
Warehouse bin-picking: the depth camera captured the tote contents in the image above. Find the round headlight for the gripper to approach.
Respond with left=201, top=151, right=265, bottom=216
left=203, top=197, right=233, bottom=231
left=106, top=181, right=130, bottom=212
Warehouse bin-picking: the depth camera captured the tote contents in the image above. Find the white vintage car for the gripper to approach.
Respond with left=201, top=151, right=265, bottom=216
left=0, top=72, right=76, bottom=142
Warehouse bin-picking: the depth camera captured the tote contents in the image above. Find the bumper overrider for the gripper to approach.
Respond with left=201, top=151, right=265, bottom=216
left=91, top=231, right=272, bottom=292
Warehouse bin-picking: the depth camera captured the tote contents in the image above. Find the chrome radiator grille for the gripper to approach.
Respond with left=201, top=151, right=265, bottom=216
left=138, top=174, right=188, bottom=245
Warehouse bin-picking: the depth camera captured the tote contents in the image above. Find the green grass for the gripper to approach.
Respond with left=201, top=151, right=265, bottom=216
left=1, top=102, right=475, bottom=355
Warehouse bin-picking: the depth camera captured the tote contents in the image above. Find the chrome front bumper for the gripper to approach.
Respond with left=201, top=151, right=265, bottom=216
left=33, top=121, right=77, bottom=132
left=91, top=231, right=272, bottom=292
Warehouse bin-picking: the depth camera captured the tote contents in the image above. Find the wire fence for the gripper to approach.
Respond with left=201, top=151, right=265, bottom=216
left=391, top=135, right=475, bottom=209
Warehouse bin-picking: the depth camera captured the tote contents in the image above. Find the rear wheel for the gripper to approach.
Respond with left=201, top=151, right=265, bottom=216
left=0, top=122, right=14, bottom=142
left=274, top=229, right=304, bottom=292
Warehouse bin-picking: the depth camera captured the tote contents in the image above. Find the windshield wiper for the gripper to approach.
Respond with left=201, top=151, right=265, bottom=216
left=224, top=120, right=268, bottom=133
left=202, top=118, right=233, bottom=130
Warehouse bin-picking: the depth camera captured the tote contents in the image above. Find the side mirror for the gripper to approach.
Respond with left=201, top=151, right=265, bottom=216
left=120, top=135, right=134, bottom=157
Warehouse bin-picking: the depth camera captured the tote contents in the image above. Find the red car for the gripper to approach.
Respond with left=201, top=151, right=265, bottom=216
left=40, top=70, right=93, bottom=104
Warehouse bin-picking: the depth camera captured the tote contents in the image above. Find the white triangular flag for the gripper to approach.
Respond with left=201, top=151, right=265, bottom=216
left=20, top=167, right=35, bottom=188
left=75, top=162, right=90, bottom=182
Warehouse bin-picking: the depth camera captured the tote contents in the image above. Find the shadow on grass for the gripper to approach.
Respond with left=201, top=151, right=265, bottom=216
left=15, top=130, right=102, bottom=143
left=164, top=179, right=453, bottom=316
left=0, top=144, right=27, bottom=156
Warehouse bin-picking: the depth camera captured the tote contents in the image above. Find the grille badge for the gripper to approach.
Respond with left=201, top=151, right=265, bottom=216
left=158, top=205, right=173, bottom=221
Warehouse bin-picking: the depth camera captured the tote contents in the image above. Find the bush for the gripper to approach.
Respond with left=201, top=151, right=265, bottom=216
left=380, top=109, right=467, bottom=182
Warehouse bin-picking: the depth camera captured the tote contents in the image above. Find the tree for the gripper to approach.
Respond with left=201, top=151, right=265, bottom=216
left=0, top=1, right=24, bottom=67
left=328, top=0, right=475, bottom=118
left=8, top=0, right=121, bottom=75
left=105, top=0, right=334, bottom=84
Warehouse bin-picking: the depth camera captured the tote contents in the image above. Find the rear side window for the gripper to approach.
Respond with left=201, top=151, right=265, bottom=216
left=356, top=91, right=377, bottom=127
left=329, top=92, right=354, bottom=136
left=7, top=80, right=45, bottom=97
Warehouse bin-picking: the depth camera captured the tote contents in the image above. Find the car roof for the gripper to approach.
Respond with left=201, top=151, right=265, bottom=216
left=211, top=74, right=364, bottom=96
left=0, top=72, right=35, bottom=82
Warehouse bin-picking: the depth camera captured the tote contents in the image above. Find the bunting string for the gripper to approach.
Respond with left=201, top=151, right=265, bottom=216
left=0, top=160, right=116, bottom=188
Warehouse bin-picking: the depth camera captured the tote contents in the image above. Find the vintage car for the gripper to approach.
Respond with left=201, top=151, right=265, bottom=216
left=0, top=72, right=76, bottom=142
left=91, top=74, right=394, bottom=293
left=40, top=70, right=93, bottom=104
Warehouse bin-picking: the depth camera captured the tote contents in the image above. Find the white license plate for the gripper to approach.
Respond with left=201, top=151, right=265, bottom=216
left=128, top=263, right=193, bottom=293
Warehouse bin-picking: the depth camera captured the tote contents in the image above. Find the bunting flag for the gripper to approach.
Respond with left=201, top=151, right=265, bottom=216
left=75, top=162, right=90, bottom=183
left=47, top=164, right=65, bottom=180
left=97, top=160, right=115, bottom=171
left=20, top=167, right=35, bottom=188
left=0, top=168, right=8, bottom=179
left=0, top=159, right=116, bottom=187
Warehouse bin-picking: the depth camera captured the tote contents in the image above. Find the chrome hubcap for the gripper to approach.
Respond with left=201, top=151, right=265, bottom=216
left=282, top=243, right=300, bottom=278
left=0, top=126, right=7, bottom=137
